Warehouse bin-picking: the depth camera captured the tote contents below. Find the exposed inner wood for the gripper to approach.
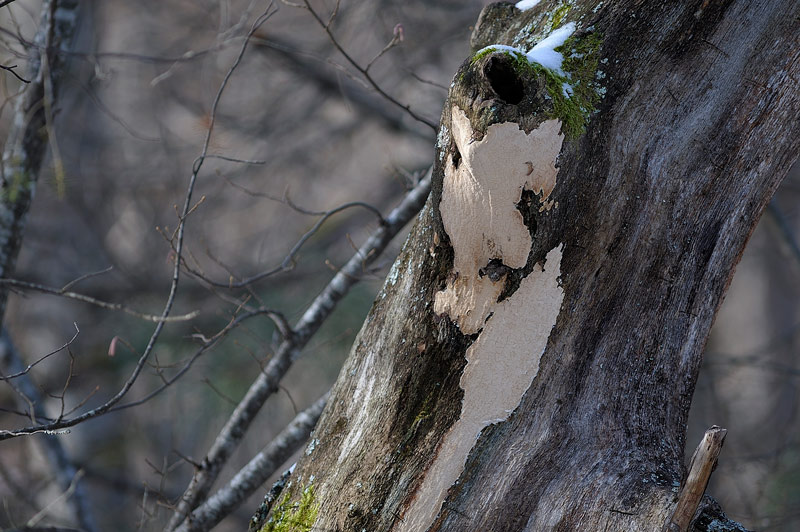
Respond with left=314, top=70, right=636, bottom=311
left=404, top=107, right=566, bottom=532
left=434, top=106, right=563, bottom=334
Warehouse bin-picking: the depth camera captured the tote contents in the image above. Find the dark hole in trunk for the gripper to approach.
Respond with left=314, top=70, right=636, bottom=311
left=484, top=55, right=524, bottom=105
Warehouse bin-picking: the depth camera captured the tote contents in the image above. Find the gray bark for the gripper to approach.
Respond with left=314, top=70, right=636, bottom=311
left=251, top=1, right=799, bottom=531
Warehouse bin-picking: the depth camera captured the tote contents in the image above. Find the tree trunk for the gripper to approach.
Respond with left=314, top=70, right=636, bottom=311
left=250, top=1, right=799, bottom=531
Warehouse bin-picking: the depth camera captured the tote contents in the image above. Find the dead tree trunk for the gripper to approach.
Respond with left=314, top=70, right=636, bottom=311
left=250, top=1, right=799, bottom=531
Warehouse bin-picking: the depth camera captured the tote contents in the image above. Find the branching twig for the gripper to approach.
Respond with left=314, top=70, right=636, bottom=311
left=0, top=322, right=78, bottom=381
left=106, top=307, right=283, bottom=414
left=251, top=34, right=434, bottom=139
left=167, top=167, right=431, bottom=530
left=185, top=181, right=388, bottom=288
left=298, top=0, right=437, bottom=131
left=0, top=2, right=279, bottom=442
left=0, top=329, right=98, bottom=532
left=0, top=62, right=29, bottom=83
left=365, top=24, right=404, bottom=73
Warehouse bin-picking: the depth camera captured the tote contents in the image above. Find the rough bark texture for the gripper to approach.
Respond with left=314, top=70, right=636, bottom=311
left=251, top=1, right=799, bottom=531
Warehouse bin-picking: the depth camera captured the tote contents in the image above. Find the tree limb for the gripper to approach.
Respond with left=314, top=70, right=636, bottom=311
left=175, top=394, right=328, bottom=532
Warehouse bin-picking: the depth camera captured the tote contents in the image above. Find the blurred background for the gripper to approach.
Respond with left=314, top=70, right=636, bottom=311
left=0, top=1, right=797, bottom=530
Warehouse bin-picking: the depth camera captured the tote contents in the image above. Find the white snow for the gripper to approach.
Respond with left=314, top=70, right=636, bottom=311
left=526, top=22, right=576, bottom=75
left=475, top=23, right=576, bottom=78
left=515, top=0, right=541, bottom=10
left=475, top=43, right=527, bottom=59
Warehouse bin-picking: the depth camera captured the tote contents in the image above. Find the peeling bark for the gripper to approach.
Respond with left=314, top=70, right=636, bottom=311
left=251, top=1, right=799, bottom=531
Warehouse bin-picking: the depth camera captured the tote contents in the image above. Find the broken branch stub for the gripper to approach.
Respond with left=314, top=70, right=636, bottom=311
left=664, top=426, right=728, bottom=532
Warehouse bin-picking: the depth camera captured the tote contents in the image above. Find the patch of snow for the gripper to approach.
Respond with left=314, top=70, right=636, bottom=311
left=526, top=22, right=576, bottom=75
left=475, top=23, right=576, bottom=77
left=475, top=43, right=527, bottom=59
left=515, top=0, right=541, bottom=11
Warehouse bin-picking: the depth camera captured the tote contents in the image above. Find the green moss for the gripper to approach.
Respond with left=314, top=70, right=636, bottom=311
left=259, top=483, right=319, bottom=532
left=412, top=388, right=435, bottom=425
left=553, top=31, right=604, bottom=138
left=522, top=31, right=604, bottom=139
left=5, top=169, right=31, bottom=203
left=550, top=4, right=571, bottom=30
left=472, top=47, right=522, bottom=65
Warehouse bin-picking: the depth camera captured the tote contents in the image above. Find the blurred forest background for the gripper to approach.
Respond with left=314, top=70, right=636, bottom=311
left=0, top=1, right=797, bottom=530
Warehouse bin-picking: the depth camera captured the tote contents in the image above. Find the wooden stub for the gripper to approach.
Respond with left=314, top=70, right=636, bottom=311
left=664, top=426, right=728, bottom=532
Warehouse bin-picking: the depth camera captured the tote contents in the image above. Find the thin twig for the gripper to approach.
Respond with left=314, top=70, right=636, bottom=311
left=365, top=33, right=402, bottom=72
left=191, top=180, right=388, bottom=288
left=0, top=62, right=29, bottom=82
left=60, top=266, right=114, bottom=292
left=299, top=0, right=437, bottom=131
left=106, top=307, right=280, bottom=413
left=0, top=278, right=200, bottom=323
left=251, top=35, right=433, bottom=140
left=0, top=322, right=78, bottom=381
left=204, top=154, right=266, bottom=165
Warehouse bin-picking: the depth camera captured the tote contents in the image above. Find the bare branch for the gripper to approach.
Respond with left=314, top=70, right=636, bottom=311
left=0, top=278, right=199, bottom=322
left=664, top=426, right=728, bottom=532
left=174, top=394, right=328, bottom=532
left=0, top=0, right=81, bottom=320
left=0, top=322, right=78, bottom=381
